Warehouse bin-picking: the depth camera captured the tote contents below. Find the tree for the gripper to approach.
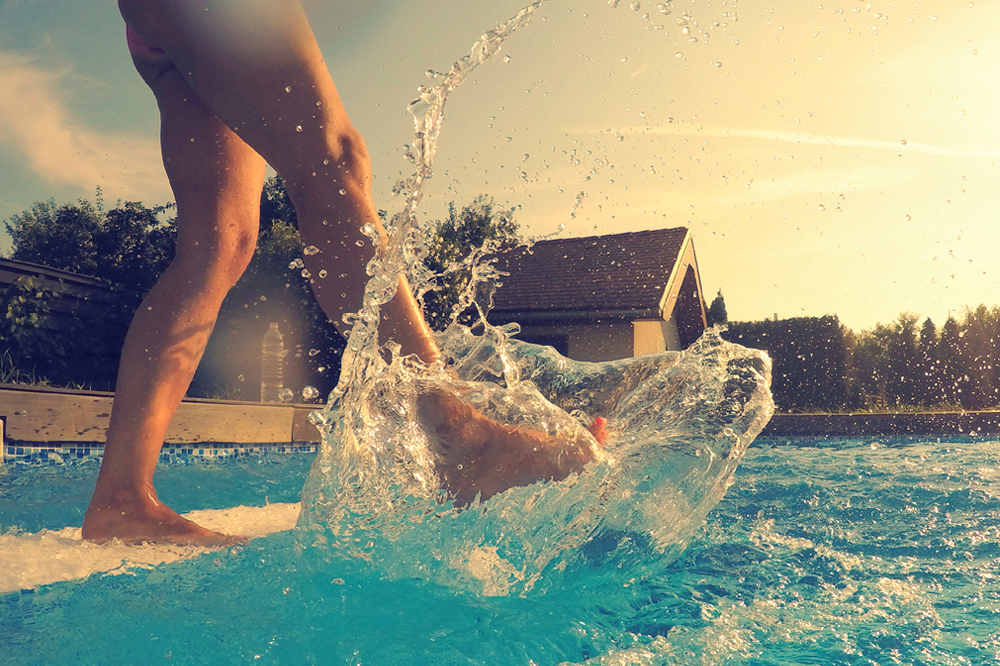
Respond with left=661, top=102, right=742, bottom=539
left=420, top=194, right=521, bottom=330
left=961, top=305, right=998, bottom=409
left=885, top=312, right=920, bottom=406
left=706, top=290, right=728, bottom=326
left=2, top=194, right=176, bottom=388
left=937, top=315, right=966, bottom=407
left=4, top=195, right=176, bottom=292
left=917, top=317, right=942, bottom=406
left=724, top=315, right=857, bottom=412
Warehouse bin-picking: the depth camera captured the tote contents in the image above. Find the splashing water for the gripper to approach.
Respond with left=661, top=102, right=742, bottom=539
left=297, top=0, right=775, bottom=596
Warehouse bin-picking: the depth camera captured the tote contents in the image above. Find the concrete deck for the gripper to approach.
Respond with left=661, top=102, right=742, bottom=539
left=0, top=383, right=322, bottom=447
left=4, top=383, right=998, bottom=451
left=763, top=412, right=1000, bottom=437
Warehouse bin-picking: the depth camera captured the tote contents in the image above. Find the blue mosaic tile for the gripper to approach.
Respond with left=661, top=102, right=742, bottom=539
left=2, top=442, right=318, bottom=466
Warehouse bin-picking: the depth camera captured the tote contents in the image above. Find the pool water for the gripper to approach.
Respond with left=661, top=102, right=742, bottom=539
left=3, top=437, right=999, bottom=665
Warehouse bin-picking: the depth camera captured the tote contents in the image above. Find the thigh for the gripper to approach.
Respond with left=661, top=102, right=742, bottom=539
left=150, top=66, right=267, bottom=266
left=116, top=0, right=356, bottom=179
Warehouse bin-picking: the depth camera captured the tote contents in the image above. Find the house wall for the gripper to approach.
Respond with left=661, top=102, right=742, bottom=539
left=633, top=318, right=682, bottom=355
left=514, top=322, right=634, bottom=362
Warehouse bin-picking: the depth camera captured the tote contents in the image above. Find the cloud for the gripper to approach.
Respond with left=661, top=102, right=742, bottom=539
left=578, top=123, right=1000, bottom=160
left=0, top=50, right=168, bottom=200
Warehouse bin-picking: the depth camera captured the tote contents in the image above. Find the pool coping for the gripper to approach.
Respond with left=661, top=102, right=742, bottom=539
left=1, top=383, right=324, bottom=462
left=762, top=411, right=1000, bottom=437
left=5, top=384, right=1000, bottom=463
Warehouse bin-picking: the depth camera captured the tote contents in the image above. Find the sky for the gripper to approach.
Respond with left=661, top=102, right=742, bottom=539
left=0, top=0, right=998, bottom=333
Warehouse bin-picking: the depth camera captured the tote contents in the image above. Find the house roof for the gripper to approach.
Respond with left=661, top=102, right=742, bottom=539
left=490, top=227, right=696, bottom=320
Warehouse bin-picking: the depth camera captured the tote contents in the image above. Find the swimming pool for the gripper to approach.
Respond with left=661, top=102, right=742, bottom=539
left=3, top=436, right=998, bottom=665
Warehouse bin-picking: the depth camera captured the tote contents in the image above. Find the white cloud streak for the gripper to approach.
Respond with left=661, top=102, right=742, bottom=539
left=0, top=50, right=168, bottom=200
left=581, top=123, right=1000, bottom=160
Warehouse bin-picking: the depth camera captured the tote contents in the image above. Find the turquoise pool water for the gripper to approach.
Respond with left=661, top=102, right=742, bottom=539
left=3, top=436, right=999, bottom=665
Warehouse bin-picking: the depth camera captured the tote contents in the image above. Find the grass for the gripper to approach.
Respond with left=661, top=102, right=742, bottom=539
left=0, top=349, right=93, bottom=391
left=0, top=349, right=53, bottom=386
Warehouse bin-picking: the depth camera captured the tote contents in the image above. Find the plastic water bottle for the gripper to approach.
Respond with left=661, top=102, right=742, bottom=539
left=261, top=322, right=284, bottom=402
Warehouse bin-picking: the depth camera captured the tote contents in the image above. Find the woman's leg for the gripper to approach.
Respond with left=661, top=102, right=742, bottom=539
left=82, top=64, right=266, bottom=545
left=116, top=0, right=439, bottom=363
left=85, top=1, right=602, bottom=541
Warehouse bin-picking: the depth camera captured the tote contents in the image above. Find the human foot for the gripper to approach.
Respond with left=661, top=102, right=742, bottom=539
left=415, top=389, right=602, bottom=505
left=82, top=486, right=245, bottom=547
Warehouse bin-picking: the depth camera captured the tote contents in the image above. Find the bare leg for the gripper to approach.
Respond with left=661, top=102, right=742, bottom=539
left=83, top=65, right=265, bottom=545
left=116, top=0, right=438, bottom=362
left=85, top=0, right=602, bottom=543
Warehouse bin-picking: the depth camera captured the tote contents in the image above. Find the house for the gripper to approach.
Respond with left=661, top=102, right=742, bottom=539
left=488, top=227, right=707, bottom=362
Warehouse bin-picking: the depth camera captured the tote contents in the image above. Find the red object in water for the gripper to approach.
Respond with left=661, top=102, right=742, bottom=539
left=588, top=416, right=609, bottom=446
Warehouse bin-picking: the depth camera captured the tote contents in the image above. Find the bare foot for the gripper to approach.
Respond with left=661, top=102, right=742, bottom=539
left=82, top=483, right=245, bottom=547
left=415, top=389, right=602, bottom=505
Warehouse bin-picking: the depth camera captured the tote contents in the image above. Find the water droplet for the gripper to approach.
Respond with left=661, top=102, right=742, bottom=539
left=675, top=52, right=684, bottom=59
left=303, top=245, right=320, bottom=256
left=285, top=86, right=292, bottom=93
left=318, top=269, right=328, bottom=279
left=323, top=158, right=330, bottom=165
left=309, top=349, right=321, bottom=357
left=339, top=189, right=347, bottom=195
left=301, top=269, right=311, bottom=278
left=237, top=374, right=245, bottom=382
left=302, top=385, right=320, bottom=400
left=295, top=125, right=303, bottom=132
left=355, top=240, right=365, bottom=247
left=278, top=388, right=294, bottom=403
left=817, top=204, right=826, bottom=211
left=503, top=55, right=511, bottom=63
left=900, top=139, right=907, bottom=146
left=288, top=258, right=304, bottom=269
left=259, top=295, right=267, bottom=302
left=630, top=0, right=641, bottom=10
left=905, top=214, right=912, bottom=221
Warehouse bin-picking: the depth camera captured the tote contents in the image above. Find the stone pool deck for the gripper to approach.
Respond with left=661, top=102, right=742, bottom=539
left=763, top=411, right=1000, bottom=438
left=0, top=383, right=322, bottom=455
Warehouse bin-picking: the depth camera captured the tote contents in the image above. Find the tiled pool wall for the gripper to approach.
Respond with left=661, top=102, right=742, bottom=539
left=0, top=416, right=318, bottom=466
left=3, top=442, right=319, bottom=466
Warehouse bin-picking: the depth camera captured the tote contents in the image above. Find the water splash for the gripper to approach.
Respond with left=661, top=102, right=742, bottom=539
left=299, top=326, right=773, bottom=595
left=297, top=0, right=775, bottom=597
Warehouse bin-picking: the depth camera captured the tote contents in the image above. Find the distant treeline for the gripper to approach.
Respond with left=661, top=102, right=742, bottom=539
left=723, top=307, right=1000, bottom=413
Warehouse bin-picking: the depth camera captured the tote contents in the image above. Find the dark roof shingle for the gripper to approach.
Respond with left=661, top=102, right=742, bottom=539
left=491, top=227, right=690, bottom=315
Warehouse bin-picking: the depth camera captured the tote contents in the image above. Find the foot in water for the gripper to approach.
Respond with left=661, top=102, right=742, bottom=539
left=82, top=484, right=245, bottom=547
left=415, top=389, right=605, bottom=505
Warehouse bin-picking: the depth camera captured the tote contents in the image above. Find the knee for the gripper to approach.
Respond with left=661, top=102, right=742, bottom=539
left=211, top=223, right=257, bottom=287
left=173, top=222, right=257, bottom=291
left=220, top=225, right=258, bottom=283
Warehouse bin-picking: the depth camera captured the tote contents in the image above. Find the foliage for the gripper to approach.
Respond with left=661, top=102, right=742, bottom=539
left=731, top=304, right=1000, bottom=413
left=0, top=277, right=134, bottom=390
left=4, top=193, right=176, bottom=293
left=724, top=315, right=859, bottom=412
left=420, top=194, right=521, bottom=330
left=3, top=181, right=344, bottom=399
left=706, top=290, right=728, bottom=326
